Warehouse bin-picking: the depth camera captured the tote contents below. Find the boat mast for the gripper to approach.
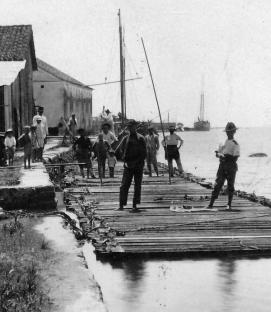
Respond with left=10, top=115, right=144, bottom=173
left=118, top=9, right=126, bottom=125
left=200, top=92, right=204, bottom=121
left=199, top=75, right=204, bottom=121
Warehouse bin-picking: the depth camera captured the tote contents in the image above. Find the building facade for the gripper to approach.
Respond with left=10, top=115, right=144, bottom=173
left=0, top=25, right=37, bottom=137
left=33, top=59, right=93, bottom=135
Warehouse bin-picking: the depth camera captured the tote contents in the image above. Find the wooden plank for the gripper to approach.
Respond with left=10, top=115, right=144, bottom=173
left=64, top=161, right=271, bottom=257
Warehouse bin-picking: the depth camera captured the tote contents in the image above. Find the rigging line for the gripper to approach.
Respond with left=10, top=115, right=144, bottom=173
left=125, top=61, right=140, bottom=114
left=125, top=46, right=140, bottom=77
left=103, top=23, right=118, bottom=107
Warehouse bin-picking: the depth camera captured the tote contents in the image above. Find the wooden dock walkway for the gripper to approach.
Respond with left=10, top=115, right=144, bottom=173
left=64, top=162, right=271, bottom=258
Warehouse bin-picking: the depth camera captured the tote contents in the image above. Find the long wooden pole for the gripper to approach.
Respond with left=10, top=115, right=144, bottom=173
left=141, top=38, right=171, bottom=184
left=118, top=9, right=126, bottom=125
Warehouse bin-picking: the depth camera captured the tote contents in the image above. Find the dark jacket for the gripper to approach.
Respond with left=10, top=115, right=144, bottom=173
left=121, top=132, right=146, bottom=167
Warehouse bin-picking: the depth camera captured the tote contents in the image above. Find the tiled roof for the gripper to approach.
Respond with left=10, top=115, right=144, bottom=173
left=0, top=25, right=37, bottom=69
left=37, top=58, right=92, bottom=89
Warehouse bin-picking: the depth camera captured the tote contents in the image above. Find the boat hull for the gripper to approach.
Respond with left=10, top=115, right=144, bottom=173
left=193, top=120, right=210, bottom=131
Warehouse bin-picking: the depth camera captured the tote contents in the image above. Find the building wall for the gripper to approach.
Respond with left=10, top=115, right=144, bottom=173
left=33, top=78, right=64, bottom=128
left=34, top=69, right=93, bottom=133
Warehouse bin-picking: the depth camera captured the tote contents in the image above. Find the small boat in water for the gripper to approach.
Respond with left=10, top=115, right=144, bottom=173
left=193, top=92, right=210, bottom=131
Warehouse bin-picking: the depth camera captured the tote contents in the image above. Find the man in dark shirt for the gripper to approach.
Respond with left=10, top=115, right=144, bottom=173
left=73, top=128, right=95, bottom=179
left=117, top=120, right=147, bottom=212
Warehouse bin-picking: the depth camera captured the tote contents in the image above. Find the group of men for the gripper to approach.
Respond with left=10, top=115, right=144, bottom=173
left=117, top=120, right=240, bottom=213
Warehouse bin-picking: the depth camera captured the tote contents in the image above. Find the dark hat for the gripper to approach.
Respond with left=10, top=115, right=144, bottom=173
left=126, top=119, right=138, bottom=127
left=38, top=106, right=44, bottom=111
left=224, top=122, right=238, bottom=132
left=78, top=128, right=85, bottom=134
left=168, top=125, right=176, bottom=131
left=105, top=109, right=111, bottom=113
left=101, top=122, right=111, bottom=129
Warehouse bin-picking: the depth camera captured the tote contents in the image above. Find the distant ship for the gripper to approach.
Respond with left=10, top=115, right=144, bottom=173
left=193, top=92, right=210, bottom=131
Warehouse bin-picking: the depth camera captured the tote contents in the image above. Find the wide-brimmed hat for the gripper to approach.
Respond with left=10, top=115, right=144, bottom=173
left=224, top=122, right=238, bottom=132
left=105, top=109, right=111, bottom=113
left=24, top=125, right=30, bottom=129
left=6, top=128, right=13, bottom=133
left=126, top=119, right=138, bottom=127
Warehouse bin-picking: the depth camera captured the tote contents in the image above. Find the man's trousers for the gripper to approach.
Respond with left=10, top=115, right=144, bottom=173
left=119, top=164, right=144, bottom=206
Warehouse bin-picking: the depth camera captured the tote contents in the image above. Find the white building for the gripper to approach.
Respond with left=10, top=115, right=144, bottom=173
left=33, top=58, right=93, bottom=135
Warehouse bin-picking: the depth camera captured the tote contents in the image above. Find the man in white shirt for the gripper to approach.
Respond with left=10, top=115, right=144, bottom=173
left=100, top=122, right=117, bottom=146
left=35, top=117, right=47, bottom=161
left=33, top=106, right=48, bottom=137
left=207, top=122, right=240, bottom=210
left=162, top=125, right=184, bottom=177
left=4, top=129, right=16, bottom=166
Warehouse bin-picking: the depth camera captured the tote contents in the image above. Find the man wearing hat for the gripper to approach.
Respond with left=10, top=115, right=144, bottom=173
left=35, top=117, right=47, bottom=161
left=4, top=129, right=16, bottom=166
left=162, top=125, right=184, bottom=177
left=73, top=128, right=95, bottom=179
left=145, top=125, right=160, bottom=176
left=118, top=119, right=147, bottom=212
left=101, top=106, right=114, bottom=132
left=207, top=122, right=240, bottom=210
left=100, top=122, right=117, bottom=146
left=33, top=106, right=48, bottom=137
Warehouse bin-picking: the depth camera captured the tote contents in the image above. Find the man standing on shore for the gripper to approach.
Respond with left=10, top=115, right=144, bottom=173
left=145, top=126, right=159, bottom=176
left=118, top=120, right=146, bottom=212
left=33, top=106, right=48, bottom=149
left=207, top=122, right=240, bottom=210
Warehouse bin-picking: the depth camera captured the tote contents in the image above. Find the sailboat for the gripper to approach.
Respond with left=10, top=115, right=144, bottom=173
left=193, top=92, right=210, bottom=131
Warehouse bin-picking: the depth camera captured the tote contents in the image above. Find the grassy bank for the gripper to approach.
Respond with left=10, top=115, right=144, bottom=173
left=0, top=217, right=52, bottom=312
left=0, top=167, right=21, bottom=186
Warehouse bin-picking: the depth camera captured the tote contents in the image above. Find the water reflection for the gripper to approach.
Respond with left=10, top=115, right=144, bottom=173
left=89, top=254, right=271, bottom=312
left=217, top=258, right=237, bottom=312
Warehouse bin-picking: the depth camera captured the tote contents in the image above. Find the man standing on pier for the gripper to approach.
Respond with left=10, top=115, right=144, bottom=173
left=118, top=120, right=147, bottom=212
left=207, top=122, right=240, bottom=210
left=162, top=125, right=184, bottom=177
left=145, top=126, right=160, bottom=176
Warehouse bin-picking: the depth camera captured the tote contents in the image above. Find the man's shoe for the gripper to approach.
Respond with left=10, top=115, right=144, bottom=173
left=130, top=208, right=140, bottom=213
left=130, top=204, right=140, bottom=213
left=114, top=206, right=124, bottom=211
left=206, top=205, right=213, bottom=209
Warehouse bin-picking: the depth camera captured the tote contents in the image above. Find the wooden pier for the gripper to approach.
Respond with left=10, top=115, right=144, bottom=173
left=64, top=162, right=271, bottom=258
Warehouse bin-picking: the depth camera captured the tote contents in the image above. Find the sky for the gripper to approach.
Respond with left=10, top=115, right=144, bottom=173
left=1, top=0, right=271, bottom=127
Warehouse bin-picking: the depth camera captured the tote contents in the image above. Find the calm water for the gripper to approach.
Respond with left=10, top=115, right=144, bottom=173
left=86, top=127, right=271, bottom=312
left=158, top=127, right=271, bottom=198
